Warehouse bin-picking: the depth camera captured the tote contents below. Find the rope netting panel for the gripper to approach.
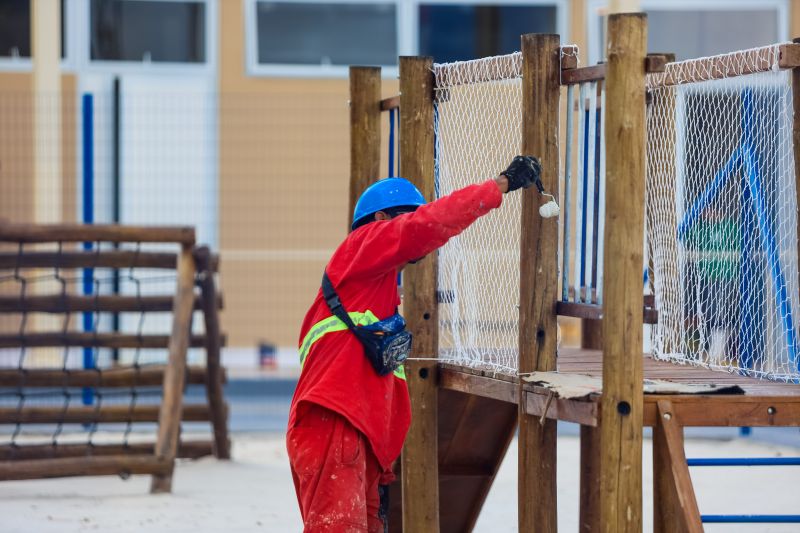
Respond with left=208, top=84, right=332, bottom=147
left=647, top=44, right=800, bottom=382
left=433, top=54, right=523, bottom=374
left=0, top=240, right=209, bottom=457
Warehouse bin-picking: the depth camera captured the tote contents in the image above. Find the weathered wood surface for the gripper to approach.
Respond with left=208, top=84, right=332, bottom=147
left=557, top=301, right=658, bottom=324
left=150, top=245, right=195, bottom=493
left=0, top=439, right=215, bottom=461
left=0, top=404, right=211, bottom=424
left=0, top=333, right=214, bottom=349
left=0, top=224, right=195, bottom=244
left=518, top=32, right=560, bottom=533
left=0, top=294, right=216, bottom=314
left=0, top=250, right=219, bottom=271
left=349, top=66, right=382, bottom=230
left=381, top=95, right=400, bottom=111
left=561, top=54, right=668, bottom=85
left=600, top=14, right=648, bottom=533
left=652, top=400, right=703, bottom=533
left=0, top=365, right=218, bottom=387
left=793, top=39, right=800, bottom=343
left=0, top=455, right=171, bottom=481
left=399, top=55, right=440, bottom=532
left=580, top=425, right=601, bottom=533
left=195, top=246, right=231, bottom=460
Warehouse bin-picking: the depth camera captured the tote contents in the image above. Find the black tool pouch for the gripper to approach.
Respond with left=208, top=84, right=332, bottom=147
left=321, top=271, right=412, bottom=376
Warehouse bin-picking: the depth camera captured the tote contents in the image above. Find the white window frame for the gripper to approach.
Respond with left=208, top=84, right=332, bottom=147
left=585, top=0, right=789, bottom=66
left=245, top=0, right=569, bottom=78
left=0, top=0, right=70, bottom=72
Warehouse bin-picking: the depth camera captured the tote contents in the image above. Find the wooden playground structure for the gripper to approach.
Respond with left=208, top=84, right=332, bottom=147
left=0, top=224, right=229, bottom=493
left=350, top=13, right=800, bottom=532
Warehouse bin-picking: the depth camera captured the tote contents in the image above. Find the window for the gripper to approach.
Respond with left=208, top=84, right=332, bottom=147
left=418, top=4, right=557, bottom=63
left=588, top=0, right=787, bottom=64
left=0, top=0, right=66, bottom=60
left=253, top=1, right=397, bottom=67
left=90, top=0, right=206, bottom=63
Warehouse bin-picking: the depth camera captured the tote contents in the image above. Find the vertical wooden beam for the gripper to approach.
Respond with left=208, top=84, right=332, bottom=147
left=579, top=425, right=601, bottom=532
left=519, top=33, right=561, bottom=533
left=600, top=13, right=647, bottom=533
left=399, top=56, right=438, bottom=533
left=349, top=66, right=382, bottom=230
left=150, top=244, right=196, bottom=493
left=194, top=246, right=231, bottom=460
left=652, top=401, right=703, bottom=533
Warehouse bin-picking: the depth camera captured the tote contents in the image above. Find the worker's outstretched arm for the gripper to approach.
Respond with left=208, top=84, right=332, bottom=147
left=347, top=156, right=541, bottom=277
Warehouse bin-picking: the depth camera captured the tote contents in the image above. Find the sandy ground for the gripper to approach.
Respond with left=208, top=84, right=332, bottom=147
left=1, top=433, right=798, bottom=532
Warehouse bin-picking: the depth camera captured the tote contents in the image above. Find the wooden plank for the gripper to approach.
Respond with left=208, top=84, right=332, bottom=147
left=349, top=66, right=382, bottom=230
left=561, top=55, right=667, bottom=85
left=399, top=55, right=439, bottom=532
left=434, top=53, right=521, bottom=88
left=652, top=400, right=703, bottom=533
left=150, top=245, right=195, bottom=493
left=0, top=455, right=171, bottom=481
left=194, top=246, right=231, bottom=460
left=600, top=14, right=647, bottom=533
left=557, top=301, right=658, bottom=324
left=0, top=224, right=195, bottom=245
left=438, top=366, right=518, bottom=404
left=561, top=45, right=579, bottom=70
left=580, top=425, right=601, bottom=533
left=524, top=389, right=598, bottom=426
left=643, top=396, right=800, bottom=427
left=0, top=294, right=214, bottom=314
left=0, top=365, right=218, bottom=387
left=0, top=333, right=213, bottom=349
left=380, top=95, right=400, bottom=111
left=0, top=404, right=211, bottom=424
left=519, top=32, right=560, bottom=533
left=778, top=42, right=800, bottom=68
left=0, top=439, right=215, bottom=461
left=0, top=250, right=217, bottom=271
left=794, top=39, right=800, bottom=359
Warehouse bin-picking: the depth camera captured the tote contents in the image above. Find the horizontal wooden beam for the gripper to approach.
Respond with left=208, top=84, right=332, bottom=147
left=380, top=95, right=400, bottom=111
left=561, top=54, right=668, bottom=85
left=0, top=454, right=171, bottom=481
left=556, top=300, right=658, bottom=324
left=0, top=294, right=221, bottom=314
left=0, top=250, right=219, bottom=271
left=0, top=439, right=215, bottom=461
left=0, top=224, right=195, bottom=245
left=0, top=332, right=216, bottom=349
left=0, top=365, right=222, bottom=387
left=643, top=395, right=800, bottom=427
left=0, top=404, right=212, bottom=424
left=560, top=45, right=579, bottom=70
left=438, top=366, right=518, bottom=404
left=439, top=463, right=495, bottom=477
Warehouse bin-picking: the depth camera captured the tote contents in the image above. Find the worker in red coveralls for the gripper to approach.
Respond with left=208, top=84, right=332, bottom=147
left=287, top=155, right=542, bottom=532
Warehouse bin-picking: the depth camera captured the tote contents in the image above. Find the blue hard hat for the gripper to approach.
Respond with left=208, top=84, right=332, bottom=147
left=352, top=177, right=426, bottom=230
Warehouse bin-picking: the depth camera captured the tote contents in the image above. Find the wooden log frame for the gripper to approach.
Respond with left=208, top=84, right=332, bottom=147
left=0, top=229, right=231, bottom=492
left=518, top=33, right=560, bottom=533
left=398, top=55, right=440, bottom=532
left=349, top=66, right=382, bottom=230
left=600, top=13, right=648, bottom=532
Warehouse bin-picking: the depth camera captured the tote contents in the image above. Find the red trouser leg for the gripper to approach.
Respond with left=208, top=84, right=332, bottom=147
left=287, top=404, right=384, bottom=532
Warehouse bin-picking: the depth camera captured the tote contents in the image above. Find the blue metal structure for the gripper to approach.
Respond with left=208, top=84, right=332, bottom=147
left=81, top=93, right=95, bottom=406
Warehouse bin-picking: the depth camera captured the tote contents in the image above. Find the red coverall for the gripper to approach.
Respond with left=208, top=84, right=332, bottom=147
left=287, top=179, right=503, bottom=532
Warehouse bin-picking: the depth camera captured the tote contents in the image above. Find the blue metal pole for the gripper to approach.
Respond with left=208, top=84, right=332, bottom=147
left=579, top=102, right=590, bottom=300
left=702, top=515, right=800, bottom=523
left=81, top=93, right=94, bottom=407
left=687, top=457, right=800, bottom=466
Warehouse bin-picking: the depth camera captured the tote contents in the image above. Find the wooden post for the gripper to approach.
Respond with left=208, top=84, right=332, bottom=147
left=652, top=401, right=702, bottom=533
left=579, top=425, right=601, bottom=533
left=349, top=66, right=382, bottom=230
left=600, top=13, right=647, bottom=532
left=519, top=33, right=561, bottom=533
left=150, top=244, right=196, bottom=493
left=194, top=246, right=231, bottom=459
left=399, top=56, right=439, bottom=532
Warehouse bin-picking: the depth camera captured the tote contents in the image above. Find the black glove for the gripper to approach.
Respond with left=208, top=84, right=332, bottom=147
left=501, top=155, right=543, bottom=193
left=378, top=484, right=390, bottom=533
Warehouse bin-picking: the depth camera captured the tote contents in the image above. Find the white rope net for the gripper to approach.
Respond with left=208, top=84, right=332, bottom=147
left=647, top=44, right=800, bottom=382
left=433, top=54, right=523, bottom=374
